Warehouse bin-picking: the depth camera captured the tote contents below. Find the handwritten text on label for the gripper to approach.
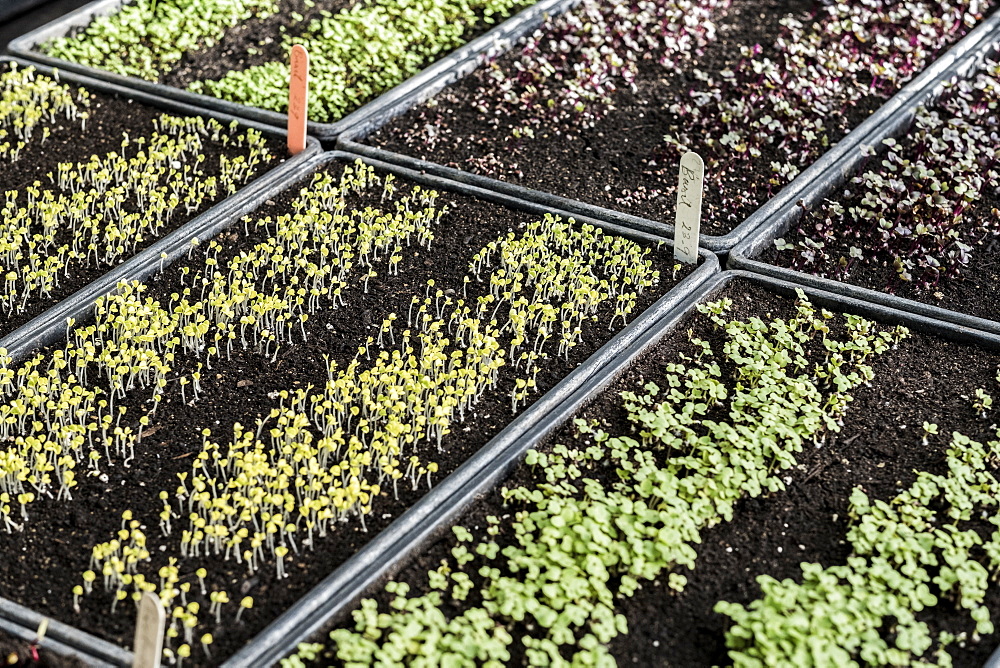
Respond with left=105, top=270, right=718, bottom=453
left=674, top=151, right=704, bottom=264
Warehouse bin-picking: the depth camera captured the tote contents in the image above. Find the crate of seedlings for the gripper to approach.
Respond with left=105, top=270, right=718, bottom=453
left=277, top=270, right=1000, bottom=668
left=0, top=56, right=317, bottom=354
left=6, top=0, right=576, bottom=142
left=332, top=0, right=1000, bottom=252
left=0, top=148, right=717, bottom=666
left=729, top=33, right=1000, bottom=337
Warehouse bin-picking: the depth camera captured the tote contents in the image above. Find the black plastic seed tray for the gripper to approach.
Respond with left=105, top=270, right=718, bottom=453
left=0, top=597, right=128, bottom=667
left=727, top=31, right=1000, bottom=337
left=330, top=7, right=1000, bottom=253
left=219, top=150, right=719, bottom=667
left=0, top=148, right=718, bottom=666
left=7, top=0, right=579, bottom=143
left=242, top=268, right=1000, bottom=666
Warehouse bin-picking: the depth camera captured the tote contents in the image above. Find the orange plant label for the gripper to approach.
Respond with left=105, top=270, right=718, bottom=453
left=288, top=44, right=309, bottom=155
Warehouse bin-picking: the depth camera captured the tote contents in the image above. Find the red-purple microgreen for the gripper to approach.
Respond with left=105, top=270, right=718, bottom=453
left=776, top=61, right=1000, bottom=289
left=661, top=0, right=990, bottom=229
left=470, top=0, right=726, bottom=133
left=394, top=0, right=728, bottom=177
left=382, top=0, right=990, bottom=231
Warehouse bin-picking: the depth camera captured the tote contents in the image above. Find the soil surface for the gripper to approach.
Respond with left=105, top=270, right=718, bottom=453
left=0, top=159, right=698, bottom=666
left=766, top=166, right=1000, bottom=326
left=366, top=0, right=987, bottom=236
left=314, top=277, right=1000, bottom=667
left=0, top=61, right=285, bottom=339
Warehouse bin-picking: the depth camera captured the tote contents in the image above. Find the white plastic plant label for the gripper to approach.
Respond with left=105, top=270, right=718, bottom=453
left=134, top=592, right=166, bottom=668
left=674, top=151, right=704, bottom=264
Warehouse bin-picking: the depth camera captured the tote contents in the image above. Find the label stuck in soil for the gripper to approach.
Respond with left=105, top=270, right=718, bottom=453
left=288, top=44, right=309, bottom=155
left=134, top=592, right=166, bottom=668
left=674, top=151, right=704, bottom=264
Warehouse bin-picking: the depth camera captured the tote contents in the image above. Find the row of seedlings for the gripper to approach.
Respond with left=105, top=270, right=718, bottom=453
left=0, top=154, right=708, bottom=666
left=0, top=60, right=283, bottom=340
left=279, top=274, right=1000, bottom=667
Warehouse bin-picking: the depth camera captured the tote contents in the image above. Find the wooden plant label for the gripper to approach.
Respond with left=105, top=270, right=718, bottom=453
left=287, top=44, right=310, bottom=156
left=674, top=151, right=704, bottom=264
left=29, top=618, right=49, bottom=662
left=133, top=593, right=166, bottom=668
left=34, top=618, right=49, bottom=644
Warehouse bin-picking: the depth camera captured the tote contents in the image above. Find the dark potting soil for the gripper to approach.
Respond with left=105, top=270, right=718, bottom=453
left=0, top=633, right=87, bottom=668
left=365, top=0, right=973, bottom=237
left=765, top=180, right=1000, bottom=326
left=0, top=61, right=285, bottom=339
left=0, top=158, right=698, bottom=666
left=313, top=277, right=1000, bottom=667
